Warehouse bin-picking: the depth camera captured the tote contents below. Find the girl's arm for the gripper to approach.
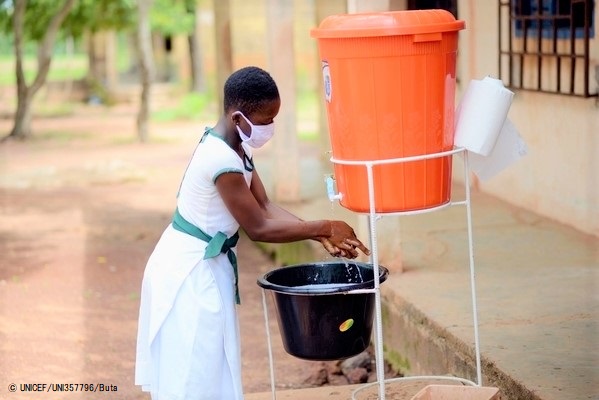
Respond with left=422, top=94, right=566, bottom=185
left=215, top=169, right=369, bottom=258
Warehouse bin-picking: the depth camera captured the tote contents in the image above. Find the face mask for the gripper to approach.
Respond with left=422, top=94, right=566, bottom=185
left=234, top=111, right=275, bottom=148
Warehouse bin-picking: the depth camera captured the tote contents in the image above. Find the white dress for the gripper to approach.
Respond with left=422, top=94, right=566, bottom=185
left=135, top=131, right=254, bottom=400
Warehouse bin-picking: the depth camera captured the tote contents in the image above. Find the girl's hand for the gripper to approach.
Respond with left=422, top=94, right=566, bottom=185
left=323, top=221, right=370, bottom=259
left=319, top=237, right=344, bottom=257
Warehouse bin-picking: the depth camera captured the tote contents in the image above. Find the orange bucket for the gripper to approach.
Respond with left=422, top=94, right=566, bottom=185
left=311, top=10, right=465, bottom=213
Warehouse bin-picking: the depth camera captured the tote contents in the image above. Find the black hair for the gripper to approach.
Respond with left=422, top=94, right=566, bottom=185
left=223, top=66, right=280, bottom=115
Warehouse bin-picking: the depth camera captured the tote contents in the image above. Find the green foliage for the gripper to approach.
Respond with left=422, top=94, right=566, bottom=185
left=0, top=0, right=194, bottom=45
left=63, top=0, right=136, bottom=38
left=0, top=0, right=136, bottom=41
left=151, top=0, right=194, bottom=36
left=0, top=1, right=9, bottom=34
left=0, top=0, right=64, bottom=40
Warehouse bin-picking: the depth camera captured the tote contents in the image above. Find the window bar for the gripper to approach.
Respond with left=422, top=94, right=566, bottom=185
left=553, top=2, right=561, bottom=92
left=507, top=1, right=514, bottom=87
left=582, top=0, right=591, bottom=96
left=570, top=0, right=576, bottom=95
left=537, top=0, right=543, bottom=91
left=500, top=1, right=504, bottom=85
left=520, top=0, right=527, bottom=89
left=511, top=1, right=518, bottom=88
left=499, top=1, right=506, bottom=86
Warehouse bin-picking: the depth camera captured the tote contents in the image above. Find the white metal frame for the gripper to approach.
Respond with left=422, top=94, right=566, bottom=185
left=261, top=147, right=482, bottom=399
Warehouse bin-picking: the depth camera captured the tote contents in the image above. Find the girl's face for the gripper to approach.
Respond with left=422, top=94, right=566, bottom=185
left=247, top=98, right=281, bottom=126
left=231, top=98, right=281, bottom=148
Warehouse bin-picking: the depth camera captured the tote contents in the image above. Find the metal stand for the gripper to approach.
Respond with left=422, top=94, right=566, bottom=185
left=261, top=147, right=482, bottom=399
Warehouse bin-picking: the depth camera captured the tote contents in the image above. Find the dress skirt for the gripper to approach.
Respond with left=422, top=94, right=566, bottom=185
left=135, top=225, right=242, bottom=400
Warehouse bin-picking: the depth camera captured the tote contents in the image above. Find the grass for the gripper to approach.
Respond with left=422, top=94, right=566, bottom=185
left=31, top=130, right=95, bottom=143
left=151, top=91, right=214, bottom=122
left=0, top=54, right=88, bottom=86
left=33, top=100, right=77, bottom=118
left=1, top=95, right=77, bottom=119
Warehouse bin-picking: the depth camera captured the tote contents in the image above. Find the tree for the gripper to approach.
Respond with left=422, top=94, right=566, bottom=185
left=136, top=0, right=153, bottom=143
left=0, top=0, right=136, bottom=141
left=62, top=0, right=135, bottom=98
left=149, top=0, right=194, bottom=84
left=4, top=0, right=77, bottom=140
left=0, top=0, right=198, bottom=141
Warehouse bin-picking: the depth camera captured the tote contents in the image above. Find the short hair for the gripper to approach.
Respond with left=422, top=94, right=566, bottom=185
left=223, top=66, right=280, bottom=115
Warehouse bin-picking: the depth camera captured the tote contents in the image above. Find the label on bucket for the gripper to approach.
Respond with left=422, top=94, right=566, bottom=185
left=339, top=318, right=354, bottom=332
left=322, top=61, right=332, bottom=103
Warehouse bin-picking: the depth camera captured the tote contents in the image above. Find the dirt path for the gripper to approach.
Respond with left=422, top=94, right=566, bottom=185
left=0, top=105, right=320, bottom=399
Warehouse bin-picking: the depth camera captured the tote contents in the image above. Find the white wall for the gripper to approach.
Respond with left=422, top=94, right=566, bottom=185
left=455, top=0, right=599, bottom=237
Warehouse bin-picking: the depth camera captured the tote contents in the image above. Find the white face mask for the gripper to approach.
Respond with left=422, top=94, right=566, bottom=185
left=234, top=111, right=275, bottom=148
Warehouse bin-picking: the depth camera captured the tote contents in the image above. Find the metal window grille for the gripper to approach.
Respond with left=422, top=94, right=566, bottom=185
left=499, top=0, right=598, bottom=97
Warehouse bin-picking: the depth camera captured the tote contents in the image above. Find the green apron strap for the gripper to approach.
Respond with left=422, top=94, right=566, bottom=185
left=172, top=208, right=241, bottom=304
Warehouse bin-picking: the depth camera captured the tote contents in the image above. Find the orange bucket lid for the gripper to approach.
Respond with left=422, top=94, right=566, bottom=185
left=311, top=9, right=465, bottom=38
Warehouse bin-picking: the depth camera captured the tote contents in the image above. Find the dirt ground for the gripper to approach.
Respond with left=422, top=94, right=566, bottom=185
left=0, top=102, right=331, bottom=399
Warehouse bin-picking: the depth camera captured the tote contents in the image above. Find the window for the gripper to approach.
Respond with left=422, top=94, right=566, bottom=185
left=513, top=0, right=594, bottom=38
left=499, top=0, right=597, bottom=97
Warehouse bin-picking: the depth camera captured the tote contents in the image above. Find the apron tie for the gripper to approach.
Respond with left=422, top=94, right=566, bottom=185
left=172, top=208, right=241, bottom=304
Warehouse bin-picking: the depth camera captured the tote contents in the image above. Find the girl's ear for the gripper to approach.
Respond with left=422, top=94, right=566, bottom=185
left=230, top=111, right=241, bottom=126
left=229, top=111, right=239, bottom=125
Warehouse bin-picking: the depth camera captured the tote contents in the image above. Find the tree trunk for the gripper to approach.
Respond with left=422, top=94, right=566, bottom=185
left=8, top=0, right=30, bottom=140
left=213, top=0, right=233, bottom=110
left=5, top=0, right=77, bottom=140
left=86, top=31, right=118, bottom=103
left=136, top=0, right=154, bottom=143
left=10, top=88, right=33, bottom=140
left=187, top=0, right=205, bottom=93
left=267, top=0, right=300, bottom=202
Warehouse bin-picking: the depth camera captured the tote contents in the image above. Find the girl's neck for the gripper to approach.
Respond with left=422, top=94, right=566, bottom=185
left=213, top=117, right=243, bottom=155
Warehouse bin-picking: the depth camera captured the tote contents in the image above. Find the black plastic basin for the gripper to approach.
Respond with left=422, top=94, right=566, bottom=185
left=257, top=261, right=388, bottom=361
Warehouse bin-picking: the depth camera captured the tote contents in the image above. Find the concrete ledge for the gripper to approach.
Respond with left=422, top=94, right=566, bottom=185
left=381, top=287, right=541, bottom=400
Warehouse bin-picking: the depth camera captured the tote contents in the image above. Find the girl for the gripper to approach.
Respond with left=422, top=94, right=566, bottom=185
left=135, top=66, right=369, bottom=399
